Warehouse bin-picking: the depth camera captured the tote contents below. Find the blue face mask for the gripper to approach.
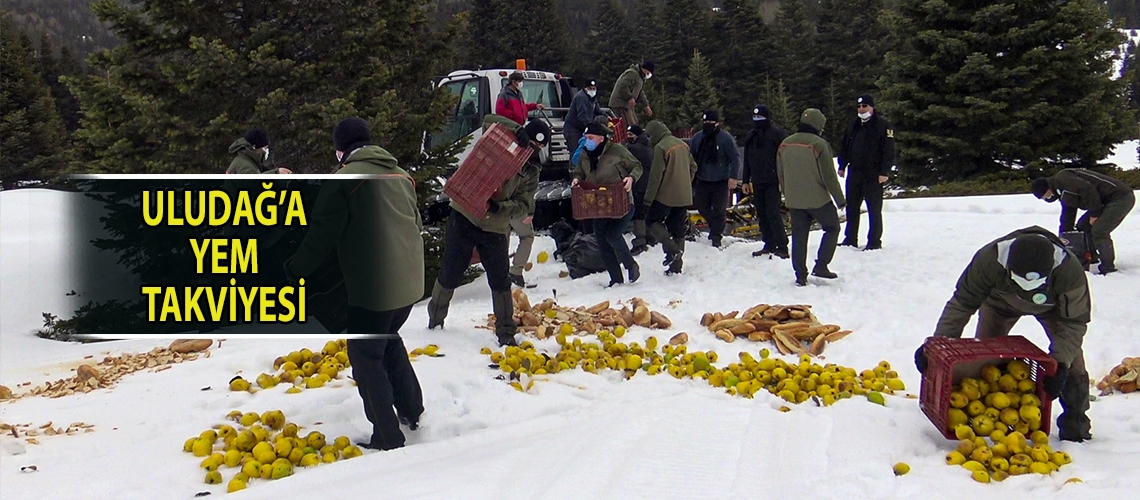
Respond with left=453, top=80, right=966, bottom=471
left=584, top=139, right=598, bottom=151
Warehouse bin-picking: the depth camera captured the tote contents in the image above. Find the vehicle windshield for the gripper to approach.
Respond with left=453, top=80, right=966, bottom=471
left=433, top=78, right=482, bottom=147
left=503, top=79, right=560, bottom=118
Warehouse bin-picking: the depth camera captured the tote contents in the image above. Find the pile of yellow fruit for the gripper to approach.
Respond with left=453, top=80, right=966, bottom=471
left=229, top=340, right=351, bottom=394
left=943, top=361, right=1072, bottom=482
left=481, top=332, right=908, bottom=406
left=946, top=426, right=1071, bottom=483
left=183, top=410, right=362, bottom=493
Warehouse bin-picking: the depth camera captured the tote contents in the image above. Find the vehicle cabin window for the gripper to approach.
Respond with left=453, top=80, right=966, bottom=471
left=502, top=79, right=560, bottom=119
left=436, top=79, right=481, bottom=145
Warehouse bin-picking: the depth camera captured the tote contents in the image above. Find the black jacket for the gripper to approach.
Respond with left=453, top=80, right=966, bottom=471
left=565, top=89, right=606, bottom=132
left=1047, top=168, right=1135, bottom=230
left=742, top=122, right=787, bottom=185
left=839, top=114, right=895, bottom=179
left=627, top=133, right=654, bottom=194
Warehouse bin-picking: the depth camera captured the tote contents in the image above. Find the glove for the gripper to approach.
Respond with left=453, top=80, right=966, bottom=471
left=914, top=345, right=928, bottom=374
left=514, top=127, right=530, bottom=147
left=1043, top=363, right=1068, bottom=400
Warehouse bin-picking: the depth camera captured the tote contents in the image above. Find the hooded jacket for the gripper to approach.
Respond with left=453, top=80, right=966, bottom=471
left=1045, top=168, right=1135, bottom=231
left=933, top=226, right=1091, bottom=368
left=643, top=121, right=697, bottom=208
left=226, top=137, right=282, bottom=174
left=288, top=145, right=425, bottom=312
left=777, top=109, right=845, bottom=210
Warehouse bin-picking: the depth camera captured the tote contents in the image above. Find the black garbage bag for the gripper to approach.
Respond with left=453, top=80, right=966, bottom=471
left=548, top=220, right=607, bottom=279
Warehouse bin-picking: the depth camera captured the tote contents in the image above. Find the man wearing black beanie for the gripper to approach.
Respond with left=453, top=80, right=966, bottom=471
left=915, top=227, right=1093, bottom=443
left=286, top=117, right=426, bottom=451
left=1030, top=169, right=1135, bottom=274
left=226, top=128, right=291, bottom=174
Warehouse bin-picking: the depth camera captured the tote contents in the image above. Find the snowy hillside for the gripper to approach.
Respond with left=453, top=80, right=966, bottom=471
left=2, top=184, right=1139, bottom=500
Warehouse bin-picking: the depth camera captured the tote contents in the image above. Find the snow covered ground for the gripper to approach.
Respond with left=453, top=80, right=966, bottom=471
left=1106, top=139, right=1139, bottom=170
left=2, top=184, right=1139, bottom=499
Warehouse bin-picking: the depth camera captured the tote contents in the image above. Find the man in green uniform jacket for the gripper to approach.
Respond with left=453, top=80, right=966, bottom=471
left=428, top=115, right=550, bottom=347
left=642, top=120, right=697, bottom=275
left=607, top=61, right=654, bottom=126
left=777, top=109, right=846, bottom=286
left=226, top=128, right=291, bottom=175
left=571, top=122, right=643, bottom=287
left=915, top=226, right=1093, bottom=442
left=286, top=117, right=425, bottom=451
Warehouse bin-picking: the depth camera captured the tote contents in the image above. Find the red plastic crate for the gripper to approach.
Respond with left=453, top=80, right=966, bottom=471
left=445, top=123, right=531, bottom=219
left=572, top=182, right=631, bottom=220
left=608, top=117, right=627, bottom=143
left=920, top=335, right=1058, bottom=440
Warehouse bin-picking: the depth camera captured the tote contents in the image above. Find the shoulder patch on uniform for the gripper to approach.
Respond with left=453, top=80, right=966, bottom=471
left=886, top=129, right=895, bottom=139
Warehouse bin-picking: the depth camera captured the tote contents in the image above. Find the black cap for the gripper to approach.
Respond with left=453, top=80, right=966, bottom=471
left=584, top=79, right=598, bottom=88
left=509, top=71, right=525, bottom=82
left=585, top=121, right=613, bottom=137
left=752, top=105, right=771, bottom=118
left=641, top=60, right=655, bottom=74
left=857, top=94, right=875, bottom=107
left=333, top=117, right=370, bottom=152
left=1031, top=178, right=1050, bottom=199
left=627, top=124, right=645, bottom=137
left=243, top=128, right=269, bottom=149
left=702, top=109, right=719, bottom=122
left=1008, top=234, right=1055, bottom=279
left=524, top=120, right=552, bottom=146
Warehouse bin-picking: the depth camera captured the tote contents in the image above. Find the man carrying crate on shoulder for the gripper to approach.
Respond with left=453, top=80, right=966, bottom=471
left=427, top=114, right=551, bottom=347
left=914, top=226, right=1093, bottom=442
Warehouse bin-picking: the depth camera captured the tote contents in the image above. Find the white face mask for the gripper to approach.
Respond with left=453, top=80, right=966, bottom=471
left=858, top=111, right=872, bottom=120
left=263, top=148, right=270, bottom=161
left=586, top=89, right=596, bottom=97
left=644, top=72, right=652, bottom=80
left=336, top=151, right=344, bottom=162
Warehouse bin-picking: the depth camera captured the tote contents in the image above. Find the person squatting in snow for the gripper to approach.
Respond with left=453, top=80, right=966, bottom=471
left=285, top=117, right=425, bottom=451
left=428, top=114, right=552, bottom=347
left=915, top=227, right=1093, bottom=443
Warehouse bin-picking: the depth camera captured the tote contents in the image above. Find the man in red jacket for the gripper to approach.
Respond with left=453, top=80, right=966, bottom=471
left=496, top=72, right=546, bottom=125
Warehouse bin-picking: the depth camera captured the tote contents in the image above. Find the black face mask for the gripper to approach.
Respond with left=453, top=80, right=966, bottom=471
left=702, top=123, right=717, bottom=134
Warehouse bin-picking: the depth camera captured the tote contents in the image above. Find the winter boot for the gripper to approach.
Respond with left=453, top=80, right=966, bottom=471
left=752, top=246, right=773, bottom=258
left=839, top=238, right=858, bottom=248
left=491, top=290, right=518, bottom=347
left=1096, top=239, right=1116, bottom=274
left=427, top=281, right=454, bottom=329
left=811, top=265, right=838, bottom=279
left=665, top=236, right=685, bottom=275
left=627, top=260, right=641, bottom=283
left=771, top=247, right=790, bottom=259
left=631, top=220, right=648, bottom=256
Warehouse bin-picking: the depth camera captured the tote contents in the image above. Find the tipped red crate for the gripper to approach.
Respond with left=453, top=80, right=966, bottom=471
left=607, top=117, right=627, bottom=143
left=444, top=123, right=531, bottom=219
left=572, top=182, right=631, bottom=220
left=919, top=335, right=1057, bottom=440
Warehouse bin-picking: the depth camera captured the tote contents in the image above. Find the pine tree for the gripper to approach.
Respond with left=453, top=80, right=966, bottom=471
left=466, top=0, right=574, bottom=71
left=770, top=0, right=819, bottom=115
left=582, top=0, right=629, bottom=93
left=760, top=73, right=796, bottom=131
left=677, top=49, right=720, bottom=131
left=36, top=33, right=84, bottom=133
left=880, top=0, right=1135, bottom=184
left=657, top=0, right=712, bottom=115
left=814, top=0, right=893, bottom=142
left=1124, top=38, right=1140, bottom=112
left=66, top=0, right=456, bottom=174
left=628, top=0, right=665, bottom=64
left=709, top=0, right=777, bottom=133
left=1, top=20, right=68, bottom=187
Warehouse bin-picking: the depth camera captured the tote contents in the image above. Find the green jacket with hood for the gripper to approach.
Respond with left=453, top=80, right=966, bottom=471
left=571, top=139, right=643, bottom=192
left=449, top=114, right=541, bottom=234
left=777, top=109, right=845, bottom=210
left=643, top=120, right=697, bottom=208
left=933, top=226, right=1091, bottom=367
left=288, top=145, right=425, bottom=312
left=226, top=137, right=283, bottom=174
